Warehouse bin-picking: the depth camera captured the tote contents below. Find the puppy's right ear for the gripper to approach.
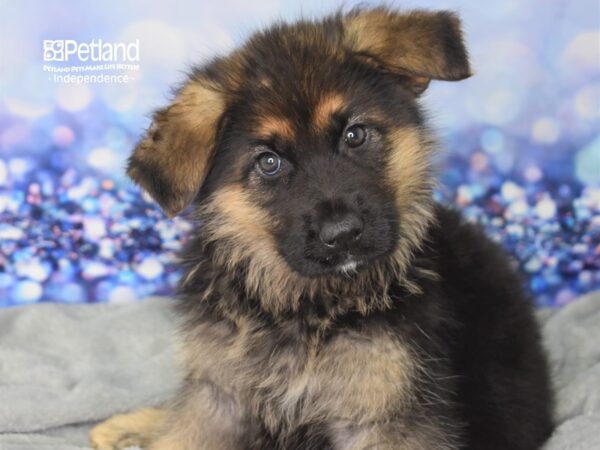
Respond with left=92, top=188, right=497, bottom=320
left=127, top=76, right=225, bottom=217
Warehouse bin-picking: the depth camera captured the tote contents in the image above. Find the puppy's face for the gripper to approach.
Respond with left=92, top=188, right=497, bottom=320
left=209, top=70, right=424, bottom=277
left=127, top=8, right=471, bottom=297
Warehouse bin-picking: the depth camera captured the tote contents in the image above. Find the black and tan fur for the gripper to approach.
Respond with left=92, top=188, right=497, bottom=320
left=91, top=7, right=553, bottom=450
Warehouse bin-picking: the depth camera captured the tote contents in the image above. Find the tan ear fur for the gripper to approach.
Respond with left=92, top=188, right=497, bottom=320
left=344, top=8, right=472, bottom=94
left=127, top=77, right=225, bottom=217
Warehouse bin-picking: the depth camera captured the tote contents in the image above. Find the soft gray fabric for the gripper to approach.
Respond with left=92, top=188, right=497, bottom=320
left=0, top=297, right=179, bottom=450
left=541, top=291, right=600, bottom=450
left=0, top=292, right=598, bottom=450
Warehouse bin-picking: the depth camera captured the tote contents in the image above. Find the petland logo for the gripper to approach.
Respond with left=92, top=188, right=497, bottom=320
left=42, top=38, right=140, bottom=84
left=43, top=39, right=140, bottom=63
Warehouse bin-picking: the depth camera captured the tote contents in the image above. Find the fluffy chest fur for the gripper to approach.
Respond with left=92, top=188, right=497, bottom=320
left=179, top=315, right=418, bottom=432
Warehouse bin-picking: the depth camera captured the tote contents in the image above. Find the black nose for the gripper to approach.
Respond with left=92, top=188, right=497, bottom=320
left=319, top=212, right=363, bottom=249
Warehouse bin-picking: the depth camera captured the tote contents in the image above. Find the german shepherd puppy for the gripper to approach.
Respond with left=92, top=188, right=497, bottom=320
left=91, top=7, right=553, bottom=450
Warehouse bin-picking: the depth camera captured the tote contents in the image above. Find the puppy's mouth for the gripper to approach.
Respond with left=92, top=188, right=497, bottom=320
left=305, top=249, right=384, bottom=277
left=335, top=257, right=363, bottom=275
left=322, top=252, right=363, bottom=274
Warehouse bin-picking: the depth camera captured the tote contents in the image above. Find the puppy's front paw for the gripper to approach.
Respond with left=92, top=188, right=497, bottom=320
left=90, top=408, right=165, bottom=450
left=90, top=419, right=147, bottom=450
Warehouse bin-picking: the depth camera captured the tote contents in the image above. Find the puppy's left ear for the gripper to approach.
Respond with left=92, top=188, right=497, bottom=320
left=127, top=76, right=225, bottom=217
left=344, top=8, right=472, bottom=94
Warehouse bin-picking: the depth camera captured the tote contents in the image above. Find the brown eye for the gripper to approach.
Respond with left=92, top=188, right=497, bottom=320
left=344, top=124, right=366, bottom=147
left=256, top=151, right=282, bottom=176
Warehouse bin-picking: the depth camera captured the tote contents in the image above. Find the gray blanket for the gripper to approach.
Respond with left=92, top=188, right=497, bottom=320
left=0, top=292, right=598, bottom=450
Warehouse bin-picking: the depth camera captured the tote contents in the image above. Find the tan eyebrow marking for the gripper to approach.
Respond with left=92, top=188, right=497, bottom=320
left=313, top=93, right=345, bottom=131
left=256, top=116, right=294, bottom=140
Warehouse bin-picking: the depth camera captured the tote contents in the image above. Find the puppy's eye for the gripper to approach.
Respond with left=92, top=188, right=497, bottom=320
left=344, top=124, right=366, bottom=148
left=256, top=151, right=282, bottom=176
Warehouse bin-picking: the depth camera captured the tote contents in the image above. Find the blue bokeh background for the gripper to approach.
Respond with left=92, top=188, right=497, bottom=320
left=0, top=0, right=599, bottom=307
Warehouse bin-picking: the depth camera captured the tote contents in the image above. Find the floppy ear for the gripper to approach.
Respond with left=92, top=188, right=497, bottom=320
left=127, top=77, right=225, bottom=217
left=344, top=8, right=472, bottom=94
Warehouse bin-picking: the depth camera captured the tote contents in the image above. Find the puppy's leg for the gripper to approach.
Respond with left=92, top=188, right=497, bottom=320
left=147, top=379, right=249, bottom=450
left=90, top=407, right=165, bottom=450
left=329, top=419, right=461, bottom=450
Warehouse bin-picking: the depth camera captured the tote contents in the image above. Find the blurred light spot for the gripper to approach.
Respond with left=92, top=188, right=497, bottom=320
left=0, top=159, right=7, bottom=185
left=524, top=165, right=543, bottom=182
left=481, top=129, right=505, bottom=154
left=578, top=271, right=593, bottom=287
left=506, top=199, right=529, bottom=218
left=67, top=176, right=98, bottom=200
left=456, top=185, right=473, bottom=206
left=82, top=197, right=99, bottom=213
left=562, top=31, right=600, bottom=72
left=56, top=258, right=75, bottom=282
left=506, top=223, right=524, bottom=238
left=525, top=256, right=543, bottom=273
left=575, top=137, right=600, bottom=185
left=56, top=83, right=92, bottom=112
left=531, top=117, right=560, bottom=144
left=583, top=187, right=600, bottom=209
left=8, top=158, right=31, bottom=177
left=52, top=125, right=75, bottom=147
left=555, top=288, right=576, bottom=306
left=501, top=181, right=525, bottom=201
left=535, top=195, right=557, bottom=220
left=83, top=217, right=107, bottom=240
left=82, top=261, right=111, bottom=279
left=101, top=179, right=115, bottom=190
left=13, top=280, right=43, bottom=303
left=17, top=258, right=50, bottom=282
left=88, top=147, right=120, bottom=172
left=574, top=84, right=600, bottom=120
left=99, top=238, right=115, bottom=259
left=136, top=257, right=164, bottom=280
left=4, top=98, right=51, bottom=118
left=0, top=224, right=24, bottom=240
left=117, top=269, right=137, bottom=285
left=470, top=152, right=489, bottom=171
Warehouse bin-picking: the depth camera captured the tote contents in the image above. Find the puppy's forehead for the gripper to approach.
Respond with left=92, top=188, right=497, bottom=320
left=252, top=92, right=347, bottom=141
left=233, top=25, right=350, bottom=139
left=233, top=24, right=395, bottom=141
left=246, top=63, right=353, bottom=141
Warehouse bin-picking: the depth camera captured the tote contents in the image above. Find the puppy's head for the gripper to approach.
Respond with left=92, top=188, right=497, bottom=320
left=128, top=8, right=470, bottom=311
